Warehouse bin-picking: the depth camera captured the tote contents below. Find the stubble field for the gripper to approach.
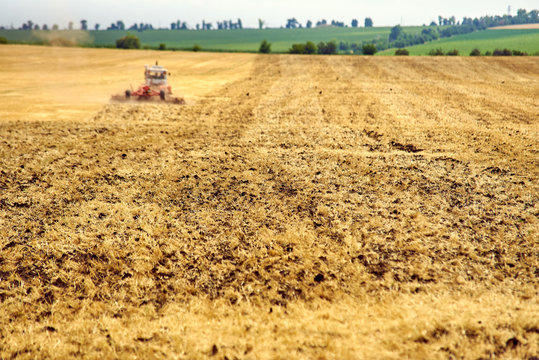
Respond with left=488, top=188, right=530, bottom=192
left=0, top=45, right=538, bottom=359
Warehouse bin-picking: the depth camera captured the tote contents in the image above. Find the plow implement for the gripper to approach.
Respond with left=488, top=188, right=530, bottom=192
left=111, top=62, right=185, bottom=105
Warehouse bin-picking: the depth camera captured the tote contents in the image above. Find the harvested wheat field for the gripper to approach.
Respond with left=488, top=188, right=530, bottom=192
left=0, top=45, right=538, bottom=359
left=490, top=24, right=539, bottom=29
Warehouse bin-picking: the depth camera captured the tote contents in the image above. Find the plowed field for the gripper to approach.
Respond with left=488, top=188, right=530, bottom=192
left=1, top=45, right=538, bottom=359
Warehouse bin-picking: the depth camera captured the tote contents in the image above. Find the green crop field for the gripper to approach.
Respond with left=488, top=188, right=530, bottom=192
left=3, top=27, right=537, bottom=55
left=378, top=29, right=539, bottom=56
left=91, top=27, right=412, bottom=52
left=0, top=27, right=427, bottom=52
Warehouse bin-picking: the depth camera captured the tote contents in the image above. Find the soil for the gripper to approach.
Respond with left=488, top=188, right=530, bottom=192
left=490, top=23, right=539, bottom=29
left=0, top=45, right=538, bottom=359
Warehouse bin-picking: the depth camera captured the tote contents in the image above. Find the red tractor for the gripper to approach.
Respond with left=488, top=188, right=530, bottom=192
left=113, top=63, right=184, bottom=104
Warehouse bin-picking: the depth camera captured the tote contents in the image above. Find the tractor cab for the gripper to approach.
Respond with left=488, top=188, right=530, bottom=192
left=144, top=64, right=168, bottom=87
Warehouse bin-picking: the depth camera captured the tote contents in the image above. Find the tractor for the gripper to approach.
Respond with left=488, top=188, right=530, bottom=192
left=112, top=62, right=184, bottom=104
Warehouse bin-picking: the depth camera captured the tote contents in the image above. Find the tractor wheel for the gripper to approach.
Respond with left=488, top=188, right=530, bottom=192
left=125, top=90, right=131, bottom=99
left=160, top=90, right=166, bottom=101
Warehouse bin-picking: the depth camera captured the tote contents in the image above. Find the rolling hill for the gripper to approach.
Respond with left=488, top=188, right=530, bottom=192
left=378, top=29, right=539, bottom=55
left=1, top=26, right=424, bottom=52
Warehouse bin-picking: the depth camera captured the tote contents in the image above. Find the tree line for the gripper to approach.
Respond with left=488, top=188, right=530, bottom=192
left=5, top=17, right=373, bottom=31
left=4, top=18, right=244, bottom=31
left=283, top=40, right=377, bottom=55
left=285, top=17, right=373, bottom=29
left=3, top=8, right=536, bottom=33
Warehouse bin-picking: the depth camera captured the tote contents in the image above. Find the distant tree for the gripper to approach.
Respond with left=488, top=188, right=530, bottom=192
left=158, top=43, right=166, bottom=50
left=0, top=37, right=8, bottom=44
left=80, top=19, right=88, bottom=30
left=339, top=41, right=350, bottom=51
left=493, top=49, right=513, bottom=56
left=429, top=21, right=437, bottom=26
left=395, top=48, right=409, bottom=55
left=192, top=44, right=201, bottom=52
left=259, top=40, right=271, bottom=53
left=428, top=48, right=444, bottom=56
left=34, top=24, right=40, bottom=30
left=331, top=20, right=345, bottom=27
left=316, top=19, right=327, bottom=27
left=42, top=24, right=49, bottom=31
left=306, top=20, right=312, bottom=28
left=68, top=21, right=73, bottom=30
left=115, top=33, right=140, bottom=49
left=438, top=16, right=443, bottom=26
left=237, top=18, right=243, bottom=29
left=52, top=24, right=59, bottom=30
left=130, top=23, right=153, bottom=31
left=171, top=20, right=186, bottom=30
left=94, top=23, right=100, bottom=31
left=116, top=20, right=125, bottom=30
left=388, top=25, right=402, bottom=42
left=362, top=43, right=377, bottom=55
left=286, top=18, right=299, bottom=28
left=23, top=20, right=33, bottom=30
left=327, top=41, right=337, bottom=54
left=364, top=17, right=373, bottom=27
left=351, top=19, right=358, bottom=27
left=421, top=27, right=438, bottom=40
left=470, top=48, right=481, bottom=56
left=258, top=19, right=265, bottom=29
left=304, top=41, right=317, bottom=54
left=517, top=8, right=527, bottom=18
left=289, top=43, right=306, bottom=54
left=446, top=49, right=459, bottom=56
left=317, top=41, right=337, bottom=54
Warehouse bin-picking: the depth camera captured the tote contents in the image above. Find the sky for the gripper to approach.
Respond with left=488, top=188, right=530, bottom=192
left=1, top=0, right=537, bottom=29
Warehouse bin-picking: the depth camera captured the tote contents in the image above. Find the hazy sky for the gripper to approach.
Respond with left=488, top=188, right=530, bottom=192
left=2, top=0, right=537, bottom=29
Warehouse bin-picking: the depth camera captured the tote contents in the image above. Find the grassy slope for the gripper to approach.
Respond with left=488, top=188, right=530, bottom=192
left=0, top=27, right=426, bottom=52
left=378, top=29, right=539, bottom=55
left=2, top=28, right=538, bottom=54
left=89, top=27, right=415, bottom=52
